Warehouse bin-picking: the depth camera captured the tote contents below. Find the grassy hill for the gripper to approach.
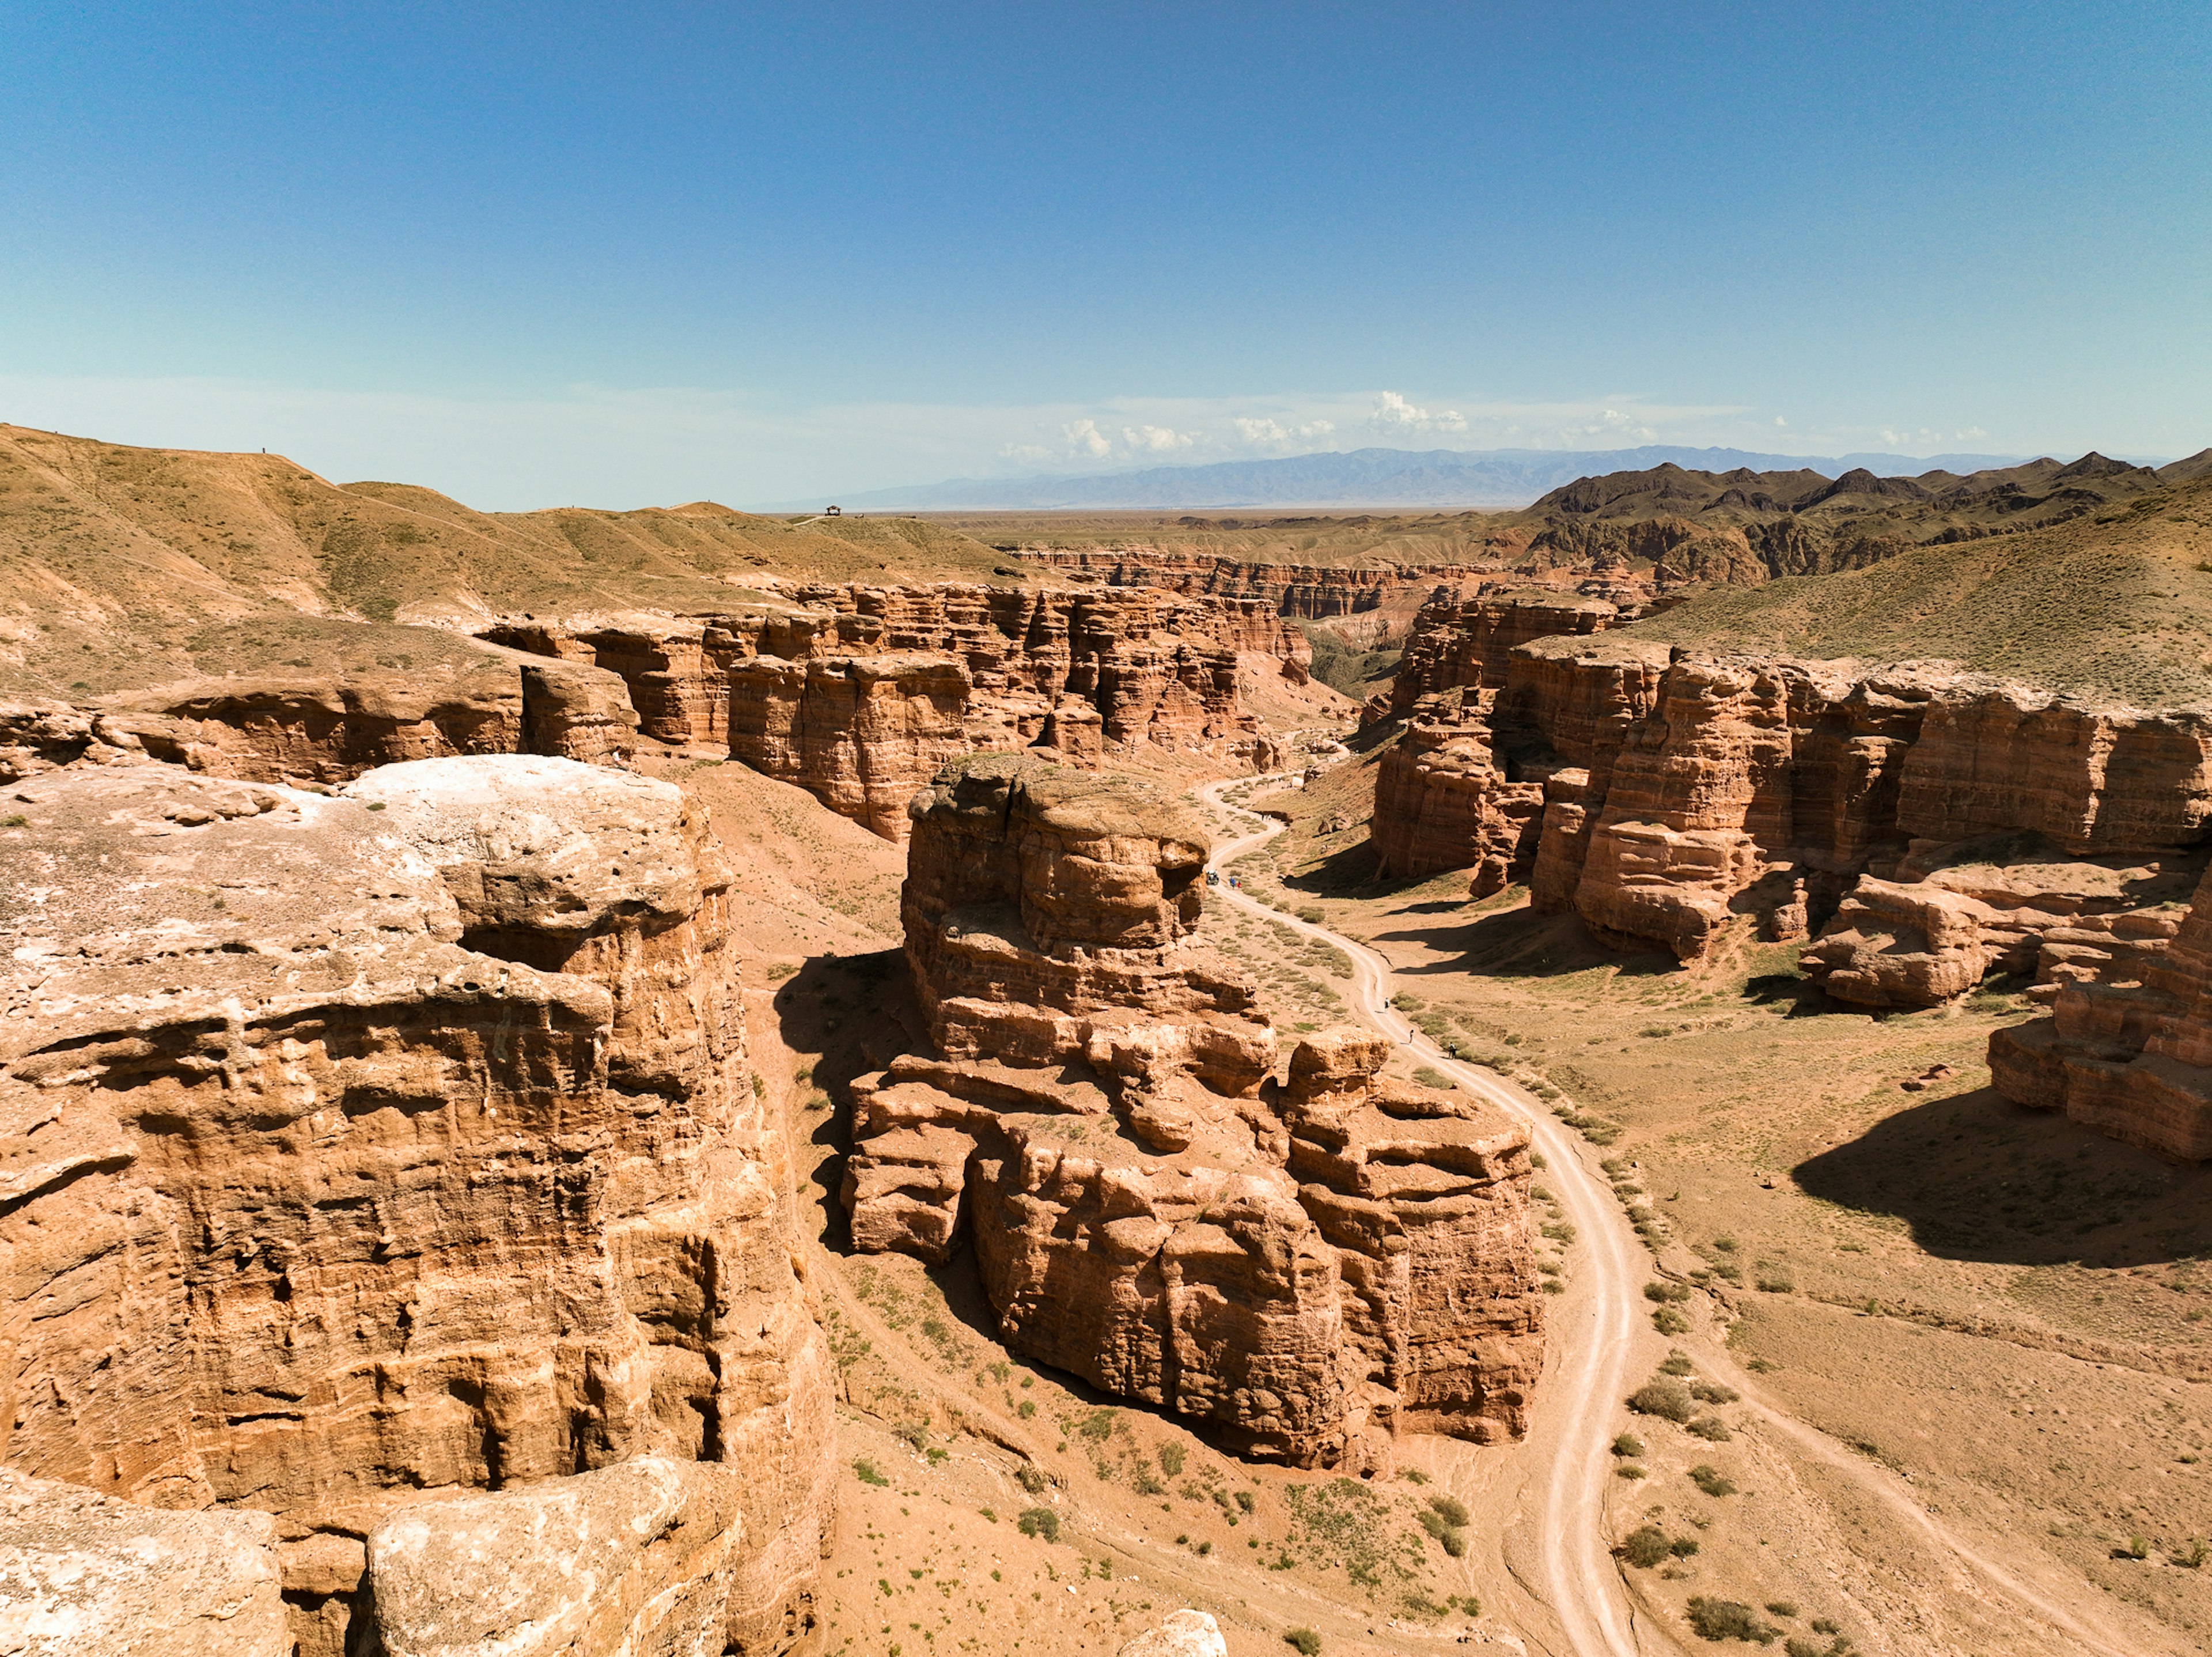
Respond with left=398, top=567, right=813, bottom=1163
left=1630, top=472, right=2212, bottom=708
left=0, top=424, right=1024, bottom=697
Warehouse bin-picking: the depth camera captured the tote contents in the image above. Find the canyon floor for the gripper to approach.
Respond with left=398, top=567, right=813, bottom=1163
left=654, top=725, right=2210, bottom=1657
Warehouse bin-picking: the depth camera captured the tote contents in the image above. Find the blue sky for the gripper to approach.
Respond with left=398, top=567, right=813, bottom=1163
left=2, top=2, right=2206, bottom=507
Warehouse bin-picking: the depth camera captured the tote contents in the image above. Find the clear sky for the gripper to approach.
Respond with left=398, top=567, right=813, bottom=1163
left=2, top=2, right=2206, bottom=508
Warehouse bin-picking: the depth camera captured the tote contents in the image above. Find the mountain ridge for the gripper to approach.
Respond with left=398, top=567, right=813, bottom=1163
left=771, top=443, right=2069, bottom=513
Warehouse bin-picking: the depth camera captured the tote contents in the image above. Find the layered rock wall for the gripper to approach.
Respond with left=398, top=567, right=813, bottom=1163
left=1990, top=860, right=2212, bottom=1163
left=1369, top=635, right=2212, bottom=999
left=0, top=651, right=638, bottom=790
left=841, top=756, right=1541, bottom=1464
left=0, top=756, right=832, bottom=1655
left=489, top=583, right=1307, bottom=838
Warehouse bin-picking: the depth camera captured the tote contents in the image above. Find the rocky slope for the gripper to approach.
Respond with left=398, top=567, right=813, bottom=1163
left=486, top=581, right=1313, bottom=838
left=1013, top=546, right=1502, bottom=618
left=840, top=754, right=1542, bottom=1463
left=0, top=755, right=833, bottom=1655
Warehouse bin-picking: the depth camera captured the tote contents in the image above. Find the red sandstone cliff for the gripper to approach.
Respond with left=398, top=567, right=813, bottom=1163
left=1368, top=634, right=2211, bottom=1009
left=0, top=756, right=833, bottom=1655
left=841, top=755, right=1542, bottom=1464
left=486, top=582, right=1310, bottom=838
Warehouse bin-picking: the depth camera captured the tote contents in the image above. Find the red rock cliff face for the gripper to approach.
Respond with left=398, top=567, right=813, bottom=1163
left=0, top=650, right=639, bottom=790
left=1012, top=548, right=1504, bottom=618
left=1989, top=859, right=2212, bottom=1163
left=1381, top=592, right=1635, bottom=720
left=0, top=756, right=834, bottom=1656
left=1369, top=635, right=2212, bottom=1011
left=842, top=755, right=1541, bottom=1465
left=483, top=583, right=1308, bottom=839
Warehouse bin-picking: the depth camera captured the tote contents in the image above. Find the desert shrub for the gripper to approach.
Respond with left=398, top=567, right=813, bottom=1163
left=1077, top=1408, right=1116, bottom=1441
left=1133, top=1470, right=1165, bottom=1495
left=1711, top=1234, right=1737, bottom=1253
left=1615, top=1465, right=1646, bottom=1480
left=1660, top=1353, right=1695, bottom=1376
left=1017, top=1507, right=1060, bottom=1542
left=1670, top=1537, right=1700, bottom=1558
left=1016, top=1465, right=1050, bottom=1493
left=1611, top=1432, right=1645, bottom=1457
left=1630, top=1381, right=1696, bottom=1423
left=1764, top=1602, right=1798, bottom=1619
left=1298, top=907, right=1325, bottom=924
left=854, top=1459, right=888, bottom=1486
left=1686, top=1598, right=1777, bottom=1643
left=1755, top=1268, right=1796, bottom=1293
left=1784, top=1641, right=1828, bottom=1657
left=1426, top=1493, right=1470, bottom=1527
left=1645, top=1281, right=1692, bottom=1303
left=1622, top=1525, right=1673, bottom=1568
left=1416, top=1509, right=1468, bottom=1556
left=1691, top=1382, right=1739, bottom=1403
left=1158, top=1443, right=1185, bottom=1477
left=1689, top=1465, right=1738, bottom=1497
left=1285, top=1630, right=1322, bottom=1656
left=1412, top=1066, right=1454, bottom=1089
left=1234, top=1489, right=1255, bottom=1514
left=767, top=962, right=799, bottom=981
left=1687, top=1416, right=1734, bottom=1442
left=1653, top=1306, right=1692, bottom=1335
left=894, top=1421, right=928, bottom=1451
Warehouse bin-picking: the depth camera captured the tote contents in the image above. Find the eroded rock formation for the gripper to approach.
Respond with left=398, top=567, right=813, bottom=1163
left=0, top=755, right=831, bottom=1655
left=1366, top=631, right=2211, bottom=1004
left=486, top=582, right=1308, bottom=838
left=0, top=649, right=638, bottom=790
left=842, top=755, right=1541, bottom=1463
left=1990, top=860, right=2212, bottom=1163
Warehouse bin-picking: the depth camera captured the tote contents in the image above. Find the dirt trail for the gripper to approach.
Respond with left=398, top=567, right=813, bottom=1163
left=1195, top=774, right=2165, bottom=1657
left=1199, top=777, right=1656, bottom=1657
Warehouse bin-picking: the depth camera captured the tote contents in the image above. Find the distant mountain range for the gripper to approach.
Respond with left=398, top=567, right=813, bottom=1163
left=766, top=445, right=2060, bottom=513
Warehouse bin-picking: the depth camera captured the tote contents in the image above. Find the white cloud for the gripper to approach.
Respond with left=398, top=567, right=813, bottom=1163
left=1062, top=418, right=1112, bottom=459
left=1956, top=426, right=1988, bottom=441
left=1232, top=415, right=1335, bottom=449
left=1774, top=415, right=1788, bottom=428
left=1369, top=391, right=1467, bottom=434
left=1122, top=424, right=1195, bottom=454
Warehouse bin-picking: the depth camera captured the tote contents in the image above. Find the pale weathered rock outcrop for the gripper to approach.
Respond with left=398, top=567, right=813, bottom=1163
left=842, top=756, right=1541, bottom=1463
left=0, top=756, right=831, bottom=1655
left=0, top=1469, right=288, bottom=1656
left=1118, top=1609, right=1229, bottom=1657
left=367, top=1458, right=748, bottom=1657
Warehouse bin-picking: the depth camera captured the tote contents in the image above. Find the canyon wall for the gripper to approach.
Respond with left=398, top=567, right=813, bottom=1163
left=0, top=650, right=638, bottom=790
left=1011, top=548, right=1502, bottom=618
left=1989, top=859, right=2212, bottom=1162
left=1370, top=631, right=2210, bottom=1007
left=487, top=582, right=1310, bottom=839
left=0, top=755, right=834, bottom=1654
left=842, top=755, right=1542, bottom=1464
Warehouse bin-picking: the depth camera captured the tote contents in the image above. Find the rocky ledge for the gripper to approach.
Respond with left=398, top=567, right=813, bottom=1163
left=842, top=754, right=1541, bottom=1464
left=0, top=755, right=832, bottom=1655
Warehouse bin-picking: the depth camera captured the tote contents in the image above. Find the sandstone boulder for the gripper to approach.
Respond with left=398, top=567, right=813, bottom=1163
left=0, top=1469, right=287, bottom=1656
left=1118, top=1609, right=1229, bottom=1657
left=366, top=1458, right=745, bottom=1657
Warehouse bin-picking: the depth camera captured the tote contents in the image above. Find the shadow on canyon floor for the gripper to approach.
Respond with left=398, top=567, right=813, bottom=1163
left=1794, top=1084, right=2212, bottom=1269
left=1384, top=901, right=1676, bottom=983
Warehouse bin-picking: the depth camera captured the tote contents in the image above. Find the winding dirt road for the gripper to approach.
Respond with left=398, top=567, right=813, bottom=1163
left=1195, top=774, right=2161, bottom=1657
left=1199, top=778, right=1651, bottom=1657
